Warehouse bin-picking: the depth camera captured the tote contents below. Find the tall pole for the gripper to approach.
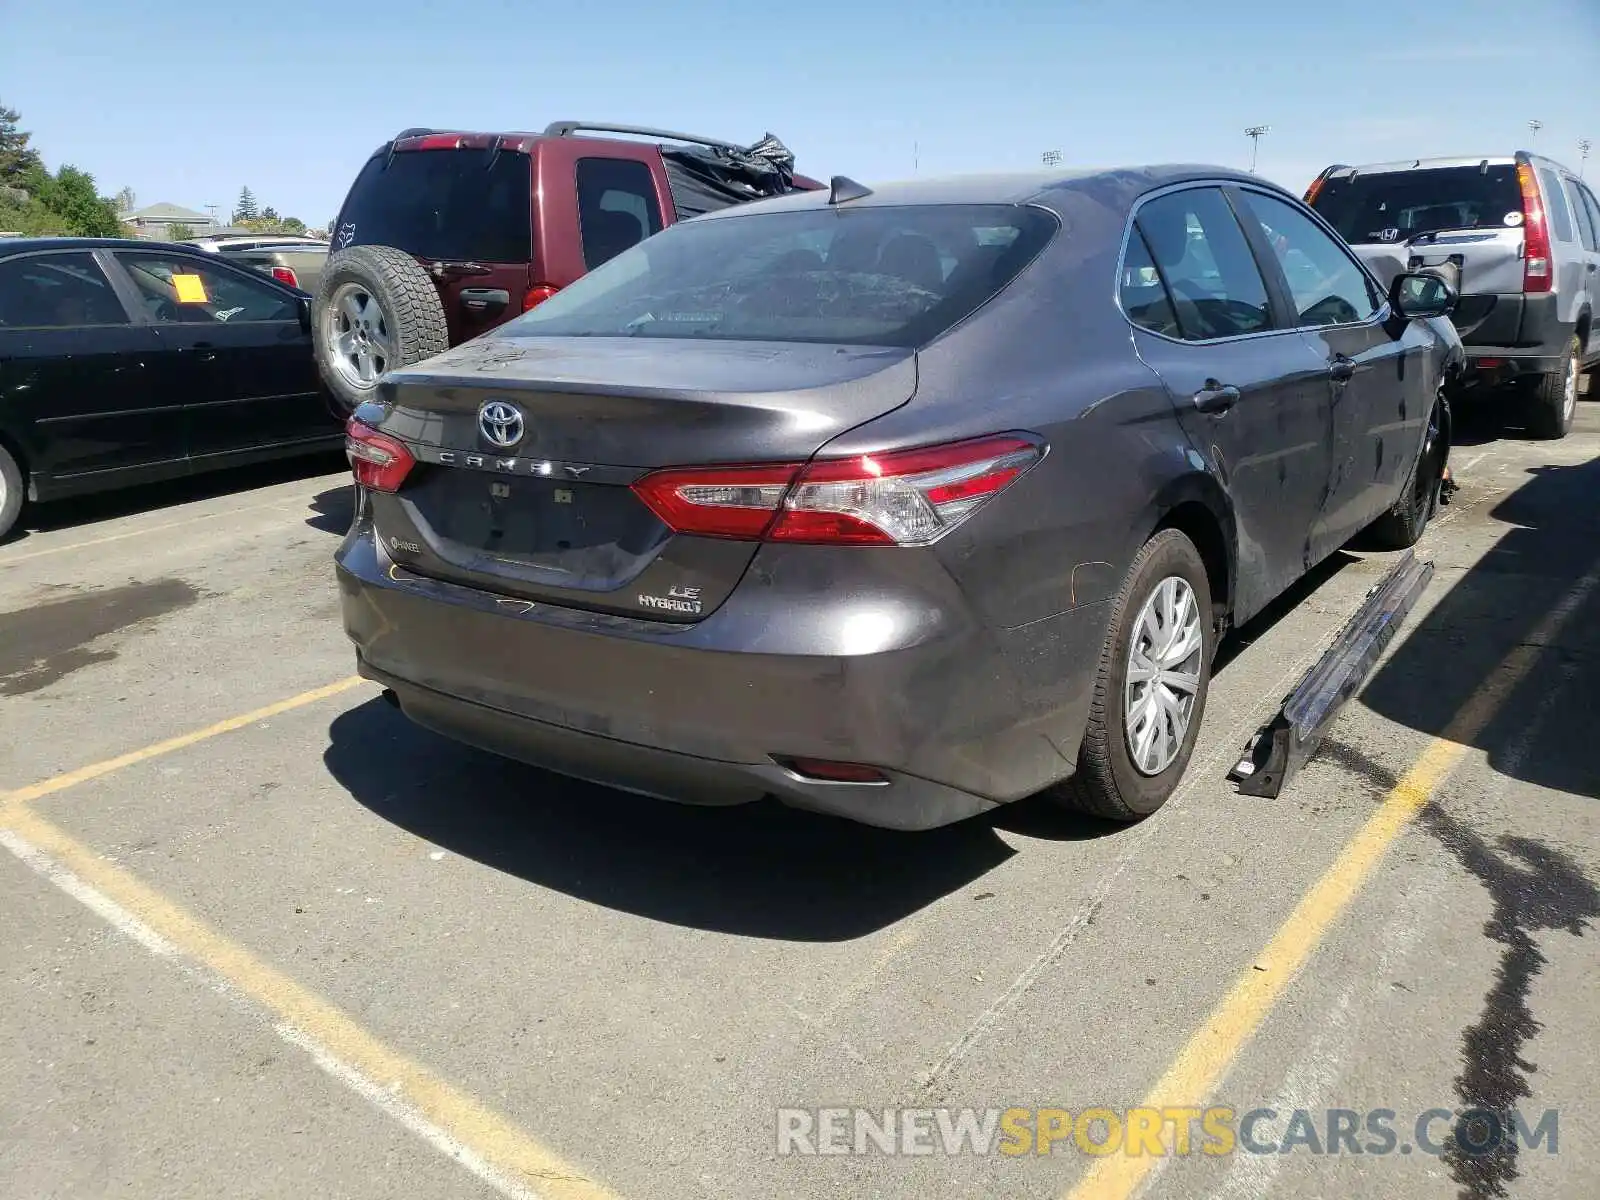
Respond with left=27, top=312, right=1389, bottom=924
left=1245, top=125, right=1271, bottom=174
left=913, top=141, right=918, bottom=175
left=1528, top=119, right=1543, bottom=145
left=1580, top=139, right=1592, bottom=179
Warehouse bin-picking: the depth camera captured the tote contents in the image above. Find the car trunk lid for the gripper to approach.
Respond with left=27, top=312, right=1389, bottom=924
left=363, top=335, right=916, bottom=621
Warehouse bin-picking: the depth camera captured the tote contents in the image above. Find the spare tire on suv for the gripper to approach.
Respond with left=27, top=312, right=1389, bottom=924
left=313, top=245, right=448, bottom=415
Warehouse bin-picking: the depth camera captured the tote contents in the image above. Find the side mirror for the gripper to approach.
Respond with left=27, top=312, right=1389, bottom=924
left=1389, top=271, right=1457, bottom=320
left=296, top=294, right=313, bottom=334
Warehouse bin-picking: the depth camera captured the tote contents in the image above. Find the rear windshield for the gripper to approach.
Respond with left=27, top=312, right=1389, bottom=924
left=334, top=148, right=531, bottom=262
left=503, top=203, right=1057, bottom=347
left=1309, top=165, right=1523, bottom=245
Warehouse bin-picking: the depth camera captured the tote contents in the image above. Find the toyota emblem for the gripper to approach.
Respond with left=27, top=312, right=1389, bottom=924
left=478, top=400, right=525, bottom=450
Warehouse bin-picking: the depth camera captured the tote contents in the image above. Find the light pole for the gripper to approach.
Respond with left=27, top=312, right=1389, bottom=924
left=1041, top=150, right=1062, bottom=167
left=1528, top=119, right=1543, bottom=145
left=1245, top=125, right=1271, bottom=174
left=1580, top=139, right=1592, bottom=179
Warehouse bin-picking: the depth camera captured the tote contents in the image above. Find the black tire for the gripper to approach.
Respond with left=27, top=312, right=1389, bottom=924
left=1524, top=335, right=1579, bottom=440
left=0, top=442, right=22, bottom=543
left=313, top=245, right=449, bottom=416
left=1365, top=394, right=1445, bottom=550
left=1048, top=529, right=1214, bottom=822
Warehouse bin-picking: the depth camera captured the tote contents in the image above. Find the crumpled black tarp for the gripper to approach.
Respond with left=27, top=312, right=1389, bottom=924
left=661, top=133, right=800, bottom=221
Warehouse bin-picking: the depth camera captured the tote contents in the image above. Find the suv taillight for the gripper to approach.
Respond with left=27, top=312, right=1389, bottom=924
left=523, top=284, right=560, bottom=311
left=345, top=418, right=414, bottom=493
left=630, top=435, right=1044, bottom=547
left=270, top=266, right=298, bottom=288
left=1517, top=161, right=1553, bottom=294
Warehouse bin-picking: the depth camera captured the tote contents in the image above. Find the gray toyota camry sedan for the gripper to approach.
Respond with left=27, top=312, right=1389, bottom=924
left=335, top=166, right=1461, bottom=830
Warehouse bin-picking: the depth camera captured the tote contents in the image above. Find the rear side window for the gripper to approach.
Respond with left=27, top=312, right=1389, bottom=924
left=576, top=158, right=664, bottom=270
left=0, top=252, right=129, bottom=328
left=1566, top=179, right=1599, bottom=252
left=1309, top=165, right=1522, bottom=244
left=115, top=253, right=297, bottom=324
left=334, top=148, right=532, bottom=263
left=506, top=203, right=1058, bottom=348
left=1119, top=229, right=1180, bottom=337
left=1134, top=188, right=1272, bottom=340
left=1540, top=169, right=1576, bottom=243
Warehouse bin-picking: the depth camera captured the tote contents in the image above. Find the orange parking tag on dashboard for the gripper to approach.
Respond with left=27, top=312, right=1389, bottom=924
left=172, top=273, right=208, bottom=303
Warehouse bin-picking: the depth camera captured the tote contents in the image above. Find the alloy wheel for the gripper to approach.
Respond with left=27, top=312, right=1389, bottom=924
left=324, top=283, right=396, bottom=392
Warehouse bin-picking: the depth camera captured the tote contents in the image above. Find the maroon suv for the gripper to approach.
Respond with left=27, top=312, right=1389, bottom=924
left=312, top=121, right=819, bottom=412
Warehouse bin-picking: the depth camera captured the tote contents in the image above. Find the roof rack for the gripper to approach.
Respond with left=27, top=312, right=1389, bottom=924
left=541, top=121, right=740, bottom=151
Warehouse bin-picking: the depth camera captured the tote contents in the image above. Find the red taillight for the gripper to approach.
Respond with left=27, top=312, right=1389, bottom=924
left=345, top=418, right=415, bottom=493
left=1517, top=161, right=1552, bottom=294
left=523, top=284, right=560, bottom=311
left=631, top=462, right=798, bottom=539
left=1304, top=174, right=1328, bottom=205
left=630, top=434, right=1043, bottom=546
left=270, top=265, right=298, bottom=288
left=410, top=134, right=464, bottom=151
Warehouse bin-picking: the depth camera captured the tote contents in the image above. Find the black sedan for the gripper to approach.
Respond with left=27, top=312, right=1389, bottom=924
left=0, top=238, right=342, bottom=540
left=337, top=168, right=1463, bottom=829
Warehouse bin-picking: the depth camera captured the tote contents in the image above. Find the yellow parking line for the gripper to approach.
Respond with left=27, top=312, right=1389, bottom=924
left=0, top=676, right=366, bottom=810
left=1063, top=559, right=1600, bottom=1200
left=0, top=498, right=310, bottom=566
left=0, top=805, right=619, bottom=1200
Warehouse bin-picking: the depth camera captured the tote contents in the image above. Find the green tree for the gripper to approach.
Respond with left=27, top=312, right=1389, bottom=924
left=261, top=204, right=278, bottom=221
left=114, top=185, right=136, bottom=214
left=281, top=216, right=306, bottom=234
left=234, top=185, right=259, bottom=223
left=28, top=164, right=123, bottom=237
left=167, top=222, right=195, bottom=241
left=0, top=102, right=42, bottom=183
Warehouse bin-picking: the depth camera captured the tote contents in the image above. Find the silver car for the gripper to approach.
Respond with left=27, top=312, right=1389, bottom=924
left=1307, top=152, right=1600, bottom=438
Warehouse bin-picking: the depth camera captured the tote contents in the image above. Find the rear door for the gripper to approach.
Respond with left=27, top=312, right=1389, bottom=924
left=333, top=143, right=534, bottom=343
left=1232, top=187, right=1417, bottom=548
left=1561, top=176, right=1600, bottom=360
left=0, top=249, right=178, bottom=489
left=1124, top=185, right=1333, bottom=622
left=110, top=249, right=328, bottom=456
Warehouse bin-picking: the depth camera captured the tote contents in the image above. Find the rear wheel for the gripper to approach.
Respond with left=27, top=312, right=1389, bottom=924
left=1525, top=335, right=1579, bottom=440
left=0, top=443, right=23, bottom=543
left=1049, top=529, right=1213, bottom=822
left=313, top=246, right=448, bottom=416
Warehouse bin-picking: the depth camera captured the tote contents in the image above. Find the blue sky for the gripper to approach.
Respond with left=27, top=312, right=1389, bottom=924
left=3, top=0, right=1595, bottom=229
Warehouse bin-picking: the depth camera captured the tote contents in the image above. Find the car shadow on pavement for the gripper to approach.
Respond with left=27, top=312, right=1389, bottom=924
left=1, top=451, right=348, bottom=548
left=323, top=697, right=1027, bottom=940
left=322, top=543, right=1365, bottom=937
left=1358, top=450, right=1600, bottom=801
left=305, top=484, right=354, bottom=535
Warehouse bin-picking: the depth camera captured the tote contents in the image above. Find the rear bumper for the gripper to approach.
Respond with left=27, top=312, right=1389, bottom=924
left=336, top=524, right=1110, bottom=831
left=1451, top=292, right=1571, bottom=387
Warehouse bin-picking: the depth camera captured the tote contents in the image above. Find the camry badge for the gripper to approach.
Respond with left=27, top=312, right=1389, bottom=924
left=478, top=400, right=525, bottom=450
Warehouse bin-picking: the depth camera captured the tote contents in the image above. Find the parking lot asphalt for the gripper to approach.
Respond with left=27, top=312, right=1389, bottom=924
left=2, top=410, right=1597, bottom=1200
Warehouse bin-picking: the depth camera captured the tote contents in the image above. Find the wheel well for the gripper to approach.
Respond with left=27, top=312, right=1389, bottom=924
left=1155, top=501, right=1230, bottom=619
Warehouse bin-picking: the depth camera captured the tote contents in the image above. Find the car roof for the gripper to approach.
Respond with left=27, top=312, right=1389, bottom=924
left=692, top=164, right=1282, bottom=218
left=1322, top=151, right=1581, bottom=178
left=0, top=237, right=228, bottom=256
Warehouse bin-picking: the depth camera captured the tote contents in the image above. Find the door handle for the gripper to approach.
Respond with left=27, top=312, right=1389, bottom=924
left=1193, top=381, right=1240, bottom=414
left=1328, top=357, right=1356, bottom=383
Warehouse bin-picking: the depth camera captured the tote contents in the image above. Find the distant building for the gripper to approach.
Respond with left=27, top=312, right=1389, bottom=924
left=119, top=202, right=220, bottom=240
